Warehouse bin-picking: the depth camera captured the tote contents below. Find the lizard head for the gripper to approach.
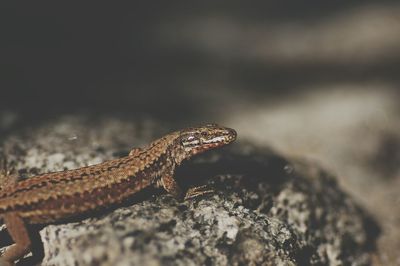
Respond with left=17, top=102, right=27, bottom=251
left=178, top=123, right=237, bottom=156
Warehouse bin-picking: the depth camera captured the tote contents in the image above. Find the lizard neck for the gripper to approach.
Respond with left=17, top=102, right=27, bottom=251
left=128, top=136, right=179, bottom=183
left=144, top=132, right=188, bottom=165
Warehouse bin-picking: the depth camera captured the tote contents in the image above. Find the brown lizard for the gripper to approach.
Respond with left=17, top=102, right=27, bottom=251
left=0, top=123, right=237, bottom=265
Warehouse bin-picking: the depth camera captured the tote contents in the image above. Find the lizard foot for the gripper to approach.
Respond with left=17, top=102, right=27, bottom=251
left=184, top=185, right=214, bottom=200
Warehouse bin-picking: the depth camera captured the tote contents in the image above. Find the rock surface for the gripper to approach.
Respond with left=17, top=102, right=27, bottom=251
left=0, top=115, right=378, bottom=266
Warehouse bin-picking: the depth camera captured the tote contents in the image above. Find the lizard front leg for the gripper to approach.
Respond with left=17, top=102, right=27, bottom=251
left=161, top=172, right=213, bottom=200
left=1, top=213, right=32, bottom=266
left=161, top=174, right=183, bottom=199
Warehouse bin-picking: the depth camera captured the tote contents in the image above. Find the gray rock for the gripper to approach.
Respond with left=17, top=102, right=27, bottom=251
left=0, top=115, right=378, bottom=266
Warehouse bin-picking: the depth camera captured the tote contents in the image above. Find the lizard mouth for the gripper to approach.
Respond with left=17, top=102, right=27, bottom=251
left=192, top=143, right=222, bottom=155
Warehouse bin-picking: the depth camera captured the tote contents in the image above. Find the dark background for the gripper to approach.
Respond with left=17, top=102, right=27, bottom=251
left=1, top=2, right=399, bottom=120
left=1, top=2, right=399, bottom=264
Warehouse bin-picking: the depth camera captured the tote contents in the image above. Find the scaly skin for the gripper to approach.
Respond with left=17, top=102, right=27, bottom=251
left=0, top=123, right=236, bottom=265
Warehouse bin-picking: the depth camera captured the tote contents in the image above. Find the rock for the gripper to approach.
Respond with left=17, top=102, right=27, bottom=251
left=0, top=115, right=378, bottom=266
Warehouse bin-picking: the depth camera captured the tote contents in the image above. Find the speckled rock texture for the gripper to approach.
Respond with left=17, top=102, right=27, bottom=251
left=0, top=115, right=378, bottom=266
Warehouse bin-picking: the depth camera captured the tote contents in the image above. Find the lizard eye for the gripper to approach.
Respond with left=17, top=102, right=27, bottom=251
left=201, top=132, right=208, bottom=137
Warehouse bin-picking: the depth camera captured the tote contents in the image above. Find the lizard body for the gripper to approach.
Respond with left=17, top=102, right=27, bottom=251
left=0, top=123, right=237, bottom=265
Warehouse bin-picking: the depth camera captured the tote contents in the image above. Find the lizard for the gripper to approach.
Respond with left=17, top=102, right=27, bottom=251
left=0, top=123, right=237, bottom=265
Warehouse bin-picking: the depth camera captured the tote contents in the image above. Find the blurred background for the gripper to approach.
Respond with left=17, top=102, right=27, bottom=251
left=1, top=2, right=399, bottom=264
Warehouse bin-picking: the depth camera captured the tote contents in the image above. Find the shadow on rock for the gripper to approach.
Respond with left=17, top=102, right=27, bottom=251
left=176, top=142, right=380, bottom=265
